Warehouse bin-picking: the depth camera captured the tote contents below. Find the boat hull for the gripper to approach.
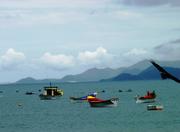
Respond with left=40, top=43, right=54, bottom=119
left=39, top=94, right=62, bottom=100
left=39, top=85, right=63, bottom=100
left=135, top=98, right=155, bottom=103
left=70, top=97, right=87, bottom=101
left=88, top=98, right=118, bottom=107
left=69, top=97, right=87, bottom=103
left=70, top=94, right=96, bottom=103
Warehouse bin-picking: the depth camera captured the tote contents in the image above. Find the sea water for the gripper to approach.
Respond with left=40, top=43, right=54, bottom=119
left=0, top=80, right=180, bottom=132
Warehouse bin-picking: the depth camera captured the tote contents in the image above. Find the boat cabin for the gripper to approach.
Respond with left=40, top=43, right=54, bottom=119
left=43, top=86, right=63, bottom=96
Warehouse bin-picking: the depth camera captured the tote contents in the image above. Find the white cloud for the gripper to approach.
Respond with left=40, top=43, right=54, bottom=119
left=0, top=48, right=26, bottom=70
left=78, top=47, right=114, bottom=67
left=40, top=52, right=75, bottom=70
left=37, top=47, right=117, bottom=70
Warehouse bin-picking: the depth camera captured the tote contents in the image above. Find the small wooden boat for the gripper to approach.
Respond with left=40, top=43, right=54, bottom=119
left=147, top=104, right=163, bottom=111
left=88, top=96, right=119, bottom=107
left=39, top=83, right=63, bottom=100
left=135, top=91, right=156, bottom=103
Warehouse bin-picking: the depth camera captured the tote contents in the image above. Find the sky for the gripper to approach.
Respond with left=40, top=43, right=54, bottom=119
left=0, top=0, right=180, bottom=83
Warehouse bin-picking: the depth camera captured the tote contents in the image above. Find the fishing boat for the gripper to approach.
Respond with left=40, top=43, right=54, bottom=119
left=39, top=83, right=63, bottom=100
left=70, top=92, right=97, bottom=102
left=147, top=104, right=163, bottom=111
left=135, top=91, right=156, bottom=103
left=87, top=96, right=119, bottom=107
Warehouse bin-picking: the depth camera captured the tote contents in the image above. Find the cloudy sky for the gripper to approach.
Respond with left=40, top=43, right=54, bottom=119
left=0, top=0, right=180, bottom=83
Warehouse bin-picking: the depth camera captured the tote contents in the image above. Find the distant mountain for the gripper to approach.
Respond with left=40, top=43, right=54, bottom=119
left=58, top=59, right=157, bottom=82
left=103, top=73, right=140, bottom=81
left=156, top=60, right=180, bottom=68
left=59, top=67, right=126, bottom=82
left=16, top=77, right=37, bottom=84
left=15, top=77, right=61, bottom=84
left=15, top=67, right=126, bottom=84
left=122, top=59, right=180, bottom=75
left=102, top=66, right=180, bottom=82
left=123, top=60, right=151, bottom=75
left=15, top=60, right=180, bottom=84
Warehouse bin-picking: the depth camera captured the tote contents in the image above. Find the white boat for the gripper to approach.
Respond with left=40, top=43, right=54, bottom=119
left=147, top=104, right=163, bottom=111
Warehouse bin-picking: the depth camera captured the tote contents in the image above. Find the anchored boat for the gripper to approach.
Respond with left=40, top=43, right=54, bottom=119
left=25, top=91, right=35, bottom=95
left=147, top=104, right=163, bottom=111
left=135, top=91, right=156, bottom=103
left=87, top=96, right=119, bottom=107
left=70, top=92, right=97, bottom=102
left=39, top=83, right=63, bottom=100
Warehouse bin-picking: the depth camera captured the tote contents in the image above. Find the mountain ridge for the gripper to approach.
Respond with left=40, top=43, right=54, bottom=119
left=102, top=66, right=180, bottom=82
left=15, top=60, right=180, bottom=84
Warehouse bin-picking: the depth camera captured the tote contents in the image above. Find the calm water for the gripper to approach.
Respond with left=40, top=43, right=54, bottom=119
left=0, top=80, right=180, bottom=132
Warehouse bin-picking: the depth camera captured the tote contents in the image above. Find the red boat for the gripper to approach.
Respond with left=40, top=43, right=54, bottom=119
left=135, top=91, right=156, bottom=103
left=87, top=96, right=119, bottom=107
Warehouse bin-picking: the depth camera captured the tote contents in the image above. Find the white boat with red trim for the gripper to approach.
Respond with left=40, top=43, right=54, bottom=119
left=135, top=91, right=156, bottom=103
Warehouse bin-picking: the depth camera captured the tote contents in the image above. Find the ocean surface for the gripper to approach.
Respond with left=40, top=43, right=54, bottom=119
left=0, top=80, right=180, bottom=132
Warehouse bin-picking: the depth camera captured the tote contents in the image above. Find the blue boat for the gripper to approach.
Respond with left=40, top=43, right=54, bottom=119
left=70, top=92, right=97, bottom=102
